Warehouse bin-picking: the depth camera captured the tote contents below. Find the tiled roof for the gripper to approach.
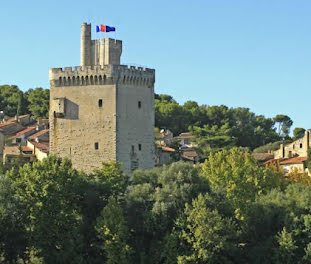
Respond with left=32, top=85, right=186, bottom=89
left=29, top=141, right=49, bottom=153
left=28, top=129, right=49, bottom=139
left=0, top=122, right=14, bottom=128
left=252, top=153, right=274, bottom=161
left=10, top=127, right=36, bottom=139
left=280, top=157, right=307, bottom=165
left=264, top=158, right=287, bottom=165
left=178, top=132, right=194, bottom=139
left=21, top=146, right=33, bottom=152
left=161, top=146, right=175, bottom=152
left=7, top=114, right=29, bottom=122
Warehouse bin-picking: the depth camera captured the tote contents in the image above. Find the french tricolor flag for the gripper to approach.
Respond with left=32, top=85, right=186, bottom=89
left=96, top=25, right=116, bottom=32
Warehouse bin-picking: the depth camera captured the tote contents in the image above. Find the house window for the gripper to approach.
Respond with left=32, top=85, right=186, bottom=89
left=95, top=142, right=99, bottom=150
left=138, top=144, right=142, bottom=151
left=131, top=145, right=135, bottom=154
left=98, top=99, right=103, bottom=107
left=16, top=138, right=21, bottom=143
left=138, top=101, right=142, bottom=109
left=300, top=143, right=303, bottom=148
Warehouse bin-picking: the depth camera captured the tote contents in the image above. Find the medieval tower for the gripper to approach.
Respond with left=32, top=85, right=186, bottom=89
left=49, top=23, right=155, bottom=174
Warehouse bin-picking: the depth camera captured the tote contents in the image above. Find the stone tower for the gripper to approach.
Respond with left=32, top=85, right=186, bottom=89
left=49, top=23, right=155, bottom=174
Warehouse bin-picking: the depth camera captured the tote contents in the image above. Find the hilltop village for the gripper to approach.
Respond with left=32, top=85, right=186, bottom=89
left=2, top=21, right=311, bottom=263
left=0, top=24, right=310, bottom=175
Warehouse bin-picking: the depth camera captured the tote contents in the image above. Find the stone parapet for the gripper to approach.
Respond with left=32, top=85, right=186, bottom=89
left=49, top=65, right=155, bottom=87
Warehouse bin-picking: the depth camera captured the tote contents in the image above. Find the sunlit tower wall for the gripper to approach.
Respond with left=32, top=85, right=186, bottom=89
left=49, top=23, right=155, bottom=174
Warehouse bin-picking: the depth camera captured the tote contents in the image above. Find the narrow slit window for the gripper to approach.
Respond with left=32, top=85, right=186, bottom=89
left=138, top=101, right=142, bottom=109
left=131, top=145, right=135, bottom=153
left=95, top=142, right=99, bottom=150
left=300, top=143, right=303, bottom=148
left=98, top=99, right=103, bottom=107
left=139, top=144, right=142, bottom=151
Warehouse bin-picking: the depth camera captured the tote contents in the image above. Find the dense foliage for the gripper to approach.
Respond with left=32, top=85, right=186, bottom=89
left=0, top=85, right=49, bottom=118
left=155, top=94, right=297, bottom=155
left=1, top=149, right=311, bottom=263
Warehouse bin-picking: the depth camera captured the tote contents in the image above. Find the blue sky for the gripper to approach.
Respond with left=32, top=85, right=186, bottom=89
left=0, top=0, right=310, bottom=130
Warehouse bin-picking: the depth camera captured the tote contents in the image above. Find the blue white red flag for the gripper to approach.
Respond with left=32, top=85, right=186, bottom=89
left=96, top=25, right=116, bottom=32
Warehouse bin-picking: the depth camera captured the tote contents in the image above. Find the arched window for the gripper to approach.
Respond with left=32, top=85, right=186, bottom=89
left=90, top=75, right=94, bottom=85
left=94, top=75, right=98, bottom=84
left=81, top=76, right=84, bottom=85
left=59, top=77, right=62, bottom=86
left=85, top=76, right=89, bottom=85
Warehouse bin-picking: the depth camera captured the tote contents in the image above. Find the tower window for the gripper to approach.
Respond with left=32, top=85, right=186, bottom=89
left=95, top=142, right=99, bottom=150
left=98, top=99, right=103, bottom=107
left=139, top=144, right=142, bottom=151
left=138, top=101, right=142, bottom=109
left=300, top=143, right=303, bottom=148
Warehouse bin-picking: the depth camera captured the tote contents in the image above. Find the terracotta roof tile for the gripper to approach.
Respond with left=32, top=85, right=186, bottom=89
left=280, top=157, right=307, bottom=165
left=161, top=146, right=175, bottom=152
left=28, top=129, right=49, bottom=139
left=0, top=122, right=14, bottom=128
left=10, top=127, right=36, bottom=139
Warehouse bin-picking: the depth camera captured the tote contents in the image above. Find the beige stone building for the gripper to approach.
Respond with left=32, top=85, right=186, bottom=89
left=274, top=130, right=311, bottom=159
left=49, top=23, right=155, bottom=174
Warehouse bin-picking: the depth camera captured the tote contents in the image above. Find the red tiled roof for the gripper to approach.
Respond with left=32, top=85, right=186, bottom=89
left=21, top=146, right=33, bottom=152
left=252, top=153, right=274, bottom=161
left=178, top=132, right=194, bottom=139
left=0, top=121, right=14, bottom=128
left=28, top=129, right=49, bottom=139
left=161, top=146, right=175, bottom=152
left=29, top=141, right=49, bottom=153
left=280, top=157, right=307, bottom=165
left=264, top=158, right=287, bottom=165
left=10, top=127, right=36, bottom=139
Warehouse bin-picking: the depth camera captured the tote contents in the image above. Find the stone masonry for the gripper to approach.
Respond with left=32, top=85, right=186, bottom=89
left=274, top=129, right=311, bottom=159
left=49, top=23, right=155, bottom=174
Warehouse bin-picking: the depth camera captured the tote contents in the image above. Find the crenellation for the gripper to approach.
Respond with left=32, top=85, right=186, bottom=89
left=50, top=22, right=155, bottom=174
left=50, top=64, right=155, bottom=87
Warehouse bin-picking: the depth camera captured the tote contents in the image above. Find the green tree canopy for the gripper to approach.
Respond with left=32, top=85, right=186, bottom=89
left=25, top=87, right=50, bottom=118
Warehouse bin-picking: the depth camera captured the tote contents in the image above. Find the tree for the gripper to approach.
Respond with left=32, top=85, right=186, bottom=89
left=25, top=87, right=49, bottom=118
left=176, top=194, right=238, bottom=264
left=274, top=115, right=293, bottom=138
left=6, top=156, right=85, bottom=263
left=0, top=85, right=28, bottom=116
left=126, top=162, right=209, bottom=263
left=96, top=197, right=132, bottom=264
left=293, top=127, right=306, bottom=140
left=201, top=148, right=284, bottom=219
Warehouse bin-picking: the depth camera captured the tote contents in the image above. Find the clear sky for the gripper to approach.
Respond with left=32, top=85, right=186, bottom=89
left=0, top=0, right=310, bottom=130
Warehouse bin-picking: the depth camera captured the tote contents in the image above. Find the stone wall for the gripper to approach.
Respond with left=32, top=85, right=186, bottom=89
left=49, top=83, right=117, bottom=173
left=116, top=79, right=155, bottom=174
left=274, top=130, right=311, bottom=158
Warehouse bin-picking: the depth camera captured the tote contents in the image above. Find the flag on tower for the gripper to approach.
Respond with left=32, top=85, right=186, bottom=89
left=96, top=25, right=116, bottom=32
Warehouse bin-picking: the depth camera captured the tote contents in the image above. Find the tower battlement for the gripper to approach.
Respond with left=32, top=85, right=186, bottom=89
left=50, top=23, right=155, bottom=174
left=81, top=23, right=122, bottom=66
left=49, top=65, right=155, bottom=87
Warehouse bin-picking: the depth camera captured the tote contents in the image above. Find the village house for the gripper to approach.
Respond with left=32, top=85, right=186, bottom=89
left=156, top=129, right=173, bottom=146
left=177, top=132, right=196, bottom=149
left=155, top=146, right=176, bottom=166
left=9, top=126, right=37, bottom=144
left=274, top=130, right=311, bottom=159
